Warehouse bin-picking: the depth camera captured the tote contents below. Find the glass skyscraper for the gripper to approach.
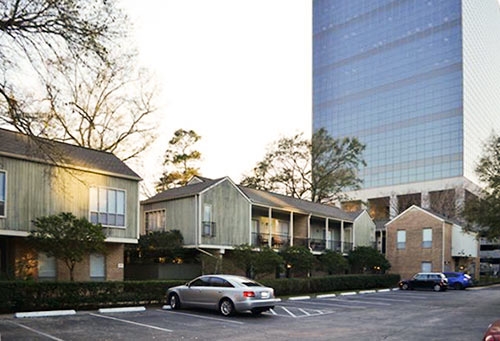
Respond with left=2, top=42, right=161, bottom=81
left=313, top=0, right=500, bottom=204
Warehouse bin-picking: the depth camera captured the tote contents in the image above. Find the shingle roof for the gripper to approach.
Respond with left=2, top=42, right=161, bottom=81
left=0, top=128, right=141, bottom=180
left=239, top=186, right=354, bottom=221
left=141, top=177, right=223, bottom=204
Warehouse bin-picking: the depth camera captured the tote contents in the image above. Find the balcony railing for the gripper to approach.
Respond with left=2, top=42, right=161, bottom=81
left=252, top=233, right=290, bottom=249
left=251, top=233, right=354, bottom=253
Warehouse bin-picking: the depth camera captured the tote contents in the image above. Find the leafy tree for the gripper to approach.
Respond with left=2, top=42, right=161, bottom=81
left=347, top=246, right=390, bottom=274
left=240, top=128, right=366, bottom=204
left=232, top=244, right=256, bottom=278
left=463, top=134, right=500, bottom=240
left=280, top=245, right=315, bottom=278
left=232, top=244, right=283, bottom=279
left=311, top=128, right=366, bottom=203
left=156, top=129, right=202, bottom=192
left=28, top=212, right=106, bottom=281
left=317, top=249, right=348, bottom=275
left=127, top=230, right=187, bottom=264
left=254, top=246, right=284, bottom=279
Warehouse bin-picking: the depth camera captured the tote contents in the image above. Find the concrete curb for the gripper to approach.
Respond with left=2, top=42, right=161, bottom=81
left=15, top=310, right=76, bottom=318
left=98, top=306, right=146, bottom=314
left=316, top=293, right=336, bottom=299
left=288, top=296, right=311, bottom=301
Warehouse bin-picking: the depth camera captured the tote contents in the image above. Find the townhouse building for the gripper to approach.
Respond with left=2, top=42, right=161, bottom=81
left=0, top=128, right=141, bottom=281
left=386, top=205, right=479, bottom=280
left=135, top=176, right=376, bottom=279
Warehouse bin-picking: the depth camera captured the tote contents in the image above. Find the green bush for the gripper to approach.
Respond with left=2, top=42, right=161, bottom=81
left=260, top=274, right=400, bottom=296
left=0, top=274, right=400, bottom=314
left=0, top=280, right=185, bottom=314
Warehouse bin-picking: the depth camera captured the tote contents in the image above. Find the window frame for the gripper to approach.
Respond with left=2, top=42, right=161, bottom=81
left=90, top=253, right=106, bottom=281
left=0, top=170, right=6, bottom=218
left=89, top=186, right=127, bottom=228
left=422, top=228, right=432, bottom=248
left=145, top=209, right=166, bottom=233
left=38, top=252, right=56, bottom=280
left=397, top=230, right=406, bottom=250
left=202, top=204, right=216, bottom=237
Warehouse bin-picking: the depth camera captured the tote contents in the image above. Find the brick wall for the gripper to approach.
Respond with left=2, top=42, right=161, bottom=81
left=386, top=207, right=454, bottom=280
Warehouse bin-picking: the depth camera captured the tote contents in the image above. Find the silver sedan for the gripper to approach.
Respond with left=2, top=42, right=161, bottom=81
left=167, top=274, right=281, bottom=316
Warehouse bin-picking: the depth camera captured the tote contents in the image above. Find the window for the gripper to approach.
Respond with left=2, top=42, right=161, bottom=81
left=210, top=277, right=233, bottom=288
left=38, top=253, right=56, bottom=280
left=0, top=170, right=5, bottom=217
left=397, top=230, right=406, bottom=249
left=422, top=228, right=432, bottom=248
left=421, top=262, right=432, bottom=272
left=90, top=187, right=126, bottom=227
left=145, top=210, right=166, bottom=233
left=202, top=204, right=216, bottom=237
left=90, top=253, right=105, bottom=281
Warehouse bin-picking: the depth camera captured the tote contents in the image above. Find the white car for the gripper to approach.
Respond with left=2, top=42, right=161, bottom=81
left=167, top=274, right=281, bottom=316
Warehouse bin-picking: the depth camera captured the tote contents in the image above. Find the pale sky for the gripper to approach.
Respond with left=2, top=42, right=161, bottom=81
left=120, top=0, right=312, bottom=194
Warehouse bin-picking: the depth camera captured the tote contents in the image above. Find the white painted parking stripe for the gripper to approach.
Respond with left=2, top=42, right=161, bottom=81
left=338, top=299, right=391, bottom=306
left=159, top=310, right=244, bottom=325
left=299, top=308, right=310, bottom=316
left=89, top=313, right=173, bottom=332
left=269, top=308, right=278, bottom=315
left=281, top=307, right=297, bottom=317
left=6, top=321, right=65, bottom=341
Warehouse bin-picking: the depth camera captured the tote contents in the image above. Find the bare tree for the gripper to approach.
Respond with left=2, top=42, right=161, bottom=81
left=40, top=52, right=157, bottom=162
left=0, top=0, right=158, bottom=164
left=0, top=0, right=125, bottom=133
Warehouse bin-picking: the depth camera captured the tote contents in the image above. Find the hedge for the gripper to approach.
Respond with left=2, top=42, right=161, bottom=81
left=0, top=274, right=400, bottom=314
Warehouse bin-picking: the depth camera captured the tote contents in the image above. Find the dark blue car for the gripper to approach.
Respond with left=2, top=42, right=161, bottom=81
left=443, top=272, right=473, bottom=290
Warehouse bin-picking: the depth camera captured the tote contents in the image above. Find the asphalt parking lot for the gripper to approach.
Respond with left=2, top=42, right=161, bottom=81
left=1, top=285, right=499, bottom=340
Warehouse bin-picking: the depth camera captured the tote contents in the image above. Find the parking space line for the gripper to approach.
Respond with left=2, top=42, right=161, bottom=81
left=158, top=310, right=244, bottom=325
left=338, top=299, right=391, bottom=306
left=269, top=308, right=278, bottom=315
left=298, top=308, right=310, bottom=316
left=281, top=307, right=297, bottom=317
left=6, top=321, right=64, bottom=341
left=89, top=313, right=173, bottom=332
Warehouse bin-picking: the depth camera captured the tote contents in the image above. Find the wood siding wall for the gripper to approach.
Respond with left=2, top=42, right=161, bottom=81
left=0, top=156, right=139, bottom=241
left=200, top=180, right=250, bottom=246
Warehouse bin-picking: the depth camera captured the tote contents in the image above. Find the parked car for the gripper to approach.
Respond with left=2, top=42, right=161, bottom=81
left=443, top=271, right=473, bottom=290
left=166, top=274, right=281, bottom=316
left=483, top=319, right=500, bottom=341
left=399, top=272, right=448, bottom=292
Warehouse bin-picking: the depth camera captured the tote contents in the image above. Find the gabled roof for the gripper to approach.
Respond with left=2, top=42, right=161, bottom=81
left=142, top=177, right=225, bottom=204
left=385, top=205, right=457, bottom=227
left=0, top=128, right=141, bottom=180
left=142, top=176, right=356, bottom=222
left=238, top=186, right=354, bottom=221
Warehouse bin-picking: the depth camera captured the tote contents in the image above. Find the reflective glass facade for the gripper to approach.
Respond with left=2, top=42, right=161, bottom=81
left=313, top=0, right=500, bottom=190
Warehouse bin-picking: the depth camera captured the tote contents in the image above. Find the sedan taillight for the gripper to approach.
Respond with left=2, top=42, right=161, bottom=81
left=243, top=291, right=255, bottom=298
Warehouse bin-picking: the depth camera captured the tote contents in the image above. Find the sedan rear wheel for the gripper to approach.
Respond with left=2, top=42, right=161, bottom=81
left=401, top=283, right=409, bottom=290
left=433, top=284, right=442, bottom=292
left=219, top=298, right=235, bottom=316
left=169, top=293, right=181, bottom=310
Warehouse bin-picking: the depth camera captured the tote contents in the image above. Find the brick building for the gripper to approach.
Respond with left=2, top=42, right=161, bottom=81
left=386, top=205, right=479, bottom=280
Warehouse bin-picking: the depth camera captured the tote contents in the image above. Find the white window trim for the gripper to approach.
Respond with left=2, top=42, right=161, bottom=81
left=0, top=169, right=6, bottom=218
left=89, top=186, right=127, bottom=229
left=397, top=230, right=406, bottom=250
left=422, top=228, right=432, bottom=248
left=145, top=209, right=166, bottom=233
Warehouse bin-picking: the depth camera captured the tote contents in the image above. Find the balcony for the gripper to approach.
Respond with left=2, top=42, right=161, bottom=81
left=252, top=233, right=290, bottom=249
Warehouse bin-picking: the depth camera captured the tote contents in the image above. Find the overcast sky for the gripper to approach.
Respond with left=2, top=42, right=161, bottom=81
left=120, top=0, right=312, bottom=194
